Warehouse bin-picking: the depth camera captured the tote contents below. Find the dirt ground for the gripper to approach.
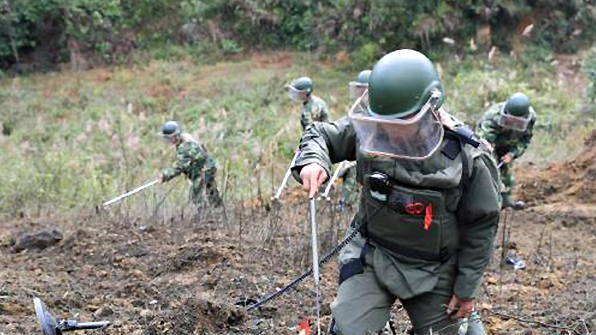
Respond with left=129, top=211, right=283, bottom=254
left=2, top=139, right=596, bottom=334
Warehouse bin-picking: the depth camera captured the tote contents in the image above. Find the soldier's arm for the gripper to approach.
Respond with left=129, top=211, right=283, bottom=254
left=291, top=116, right=357, bottom=183
left=512, top=112, right=536, bottom=158
left=453, top=151, right=500, bottom=300
left=162, top=144, right=194, bottom=182
left=476, top=116, right=499, bottom=146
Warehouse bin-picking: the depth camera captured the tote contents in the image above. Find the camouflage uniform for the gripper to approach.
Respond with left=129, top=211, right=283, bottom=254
left=292, top=117, right=500, bottom=335
left=300, top=95, right=330, bottom=130
left=162, top=133, right=222, bottom=207
left=476, top=102, right=536, bottom=196
left=339, top=161, right=358, bottom=208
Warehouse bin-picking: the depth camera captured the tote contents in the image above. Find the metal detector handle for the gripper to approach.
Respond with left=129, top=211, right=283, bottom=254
left=62, top=320, right=110, bottom=331
left=321, top=161, right=345, bottom=201
left=102, top=179, right=159, bottom=207
left=273, top=151, right=299, bottom=200
left=309, top=197, right=321, bottom=335
left=497, top=161, right=504, bottom=169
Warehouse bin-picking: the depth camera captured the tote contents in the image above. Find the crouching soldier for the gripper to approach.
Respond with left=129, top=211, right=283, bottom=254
left=159, top=121, right=222, bottom=208
left=287, top=76, right=330, bottom=131
left=477, top=93, right=536, bottom=210
left=292, top=49, right=500, bottom=335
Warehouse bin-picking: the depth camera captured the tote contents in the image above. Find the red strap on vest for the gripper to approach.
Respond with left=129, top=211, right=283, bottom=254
left=424, top=206, right=433, bottom=231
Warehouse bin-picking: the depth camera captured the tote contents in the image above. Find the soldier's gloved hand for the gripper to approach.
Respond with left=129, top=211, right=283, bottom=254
left=500, top=153, right=514, bottom=164
left=300, top=163, right=328, bottom=198
left=446, top=295, right=475, bottom=319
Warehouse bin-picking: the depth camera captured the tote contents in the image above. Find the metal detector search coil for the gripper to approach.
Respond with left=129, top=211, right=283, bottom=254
left=34, top=298, right=110, bottom=335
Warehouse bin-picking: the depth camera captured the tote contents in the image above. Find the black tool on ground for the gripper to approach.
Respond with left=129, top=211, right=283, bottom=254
left=34, top=298, right=110, bottom=335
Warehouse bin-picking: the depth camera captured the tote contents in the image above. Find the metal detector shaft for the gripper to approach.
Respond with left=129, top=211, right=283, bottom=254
left=497, top=161, right=505, bottom=169
left=321, top=161, right=345, bottom=200
left=273, top=152, right=299, bottom=200
left=309, top=197, right=321, bottom=335
left=103, top=179, right=159, bottom=207
left=63, top=321, right=110, bottom=331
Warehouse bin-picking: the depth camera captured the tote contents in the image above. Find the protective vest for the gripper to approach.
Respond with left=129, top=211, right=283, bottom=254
left=356, top=126, right=477, bottom=264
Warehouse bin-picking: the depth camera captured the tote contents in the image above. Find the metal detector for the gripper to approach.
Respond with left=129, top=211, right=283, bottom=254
left=34, top=298, right=109, bottom=335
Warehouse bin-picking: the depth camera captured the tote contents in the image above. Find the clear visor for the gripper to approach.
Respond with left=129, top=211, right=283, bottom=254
left=349, top=91, right=444, bottom=160
left=287, top=86, right=307, bottom=102
left=159, top=133, right=178, bottom=144
left=497, top=110, right=531, bottom=131
left=349, top=81, right=368, bottom=100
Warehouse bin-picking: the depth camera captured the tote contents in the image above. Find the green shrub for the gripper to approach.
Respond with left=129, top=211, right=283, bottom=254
left=2, top=0, right=595, bottom=67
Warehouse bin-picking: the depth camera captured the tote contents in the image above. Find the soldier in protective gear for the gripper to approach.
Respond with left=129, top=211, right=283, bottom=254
left=287, top=76, right=330, bottom=130
left=339, top=70, right=372, bottom=209
left=477, top=92, right=536, bottom=210
left=159, top=121, right=222, bottom=208
left=348, top=70, right=371, bottom=100
left=292, top=49, right=500, bottom=335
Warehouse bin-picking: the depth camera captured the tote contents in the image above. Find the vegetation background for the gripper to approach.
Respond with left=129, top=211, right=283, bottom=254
left=2, top=0, right=596, bottom=218
left=2, top=2, right=596, bottom=335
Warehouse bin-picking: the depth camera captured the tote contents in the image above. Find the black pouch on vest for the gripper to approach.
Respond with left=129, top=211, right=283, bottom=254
left=364, top=173, right=452, bottom=263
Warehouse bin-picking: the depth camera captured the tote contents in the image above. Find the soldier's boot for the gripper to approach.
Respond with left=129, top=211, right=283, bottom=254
left=328, top=319, right=396, bottom=335
left=501, top=193, right=525, bottom=210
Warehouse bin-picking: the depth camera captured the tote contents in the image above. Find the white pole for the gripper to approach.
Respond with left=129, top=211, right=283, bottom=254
left=321, top=161, right=345, bottom=200
left=103, top=180, right=159, bottom=207
left=309, top=197, right=321, bottom=335
left=273, top=151, right=299, bottom=200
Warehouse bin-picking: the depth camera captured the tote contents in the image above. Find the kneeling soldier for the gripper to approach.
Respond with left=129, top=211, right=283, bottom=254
left=293, top=49, right=500, bottom=335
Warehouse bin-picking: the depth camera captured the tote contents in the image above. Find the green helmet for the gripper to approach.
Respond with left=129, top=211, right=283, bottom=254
left=368, top=49, right=443, bottom=118
left=356, top=70, right=372, bottom=85
left=162, top=121, right=181, bottom=137
left=289, top=76, right=313, bottom=94
left=504, top=93, right=530, bottom=117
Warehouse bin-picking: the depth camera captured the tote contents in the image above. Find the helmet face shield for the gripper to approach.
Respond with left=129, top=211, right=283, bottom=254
left=349, top=91, right=444, bottom=160
left=349, top=81, right=368, bottom=100
left=498, top=110, right=531, bottom=131
left=287, top=85, right=308, bottom=102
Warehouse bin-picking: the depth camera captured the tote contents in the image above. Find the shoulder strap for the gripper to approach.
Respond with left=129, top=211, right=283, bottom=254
left=441, top=129, right=471, bottom=191
left=445, top=125, right=481, bottom=148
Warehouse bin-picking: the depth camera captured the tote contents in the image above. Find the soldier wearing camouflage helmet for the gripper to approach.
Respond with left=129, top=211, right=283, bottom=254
left=477, top=92, right=536, bottom=210
left=287, top=76, right=330, bottom=130
left=292, top=49, right=500, bottom=335
left=159, top=121, right=222, bottom=208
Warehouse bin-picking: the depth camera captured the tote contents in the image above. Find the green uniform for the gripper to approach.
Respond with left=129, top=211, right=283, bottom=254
left=339, top=162, right=358, bottom=208
left=300, top=95, right=330, bottom=130
left=162, top=133, right=222, bottom=207
left=477, top=102, right=536, bottom=195
left=292, top=117, right=500, bottom=335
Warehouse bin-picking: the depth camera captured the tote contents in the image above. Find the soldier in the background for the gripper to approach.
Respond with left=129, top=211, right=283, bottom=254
left=159, top=121, right=223, bottom=208
left=338, top=70, right=372, bottom=209
left=477, top=93, right=536, bottom=210
left=348, top=69, right=371, bottom=102
left=287, top=76, right=330, bottom=130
